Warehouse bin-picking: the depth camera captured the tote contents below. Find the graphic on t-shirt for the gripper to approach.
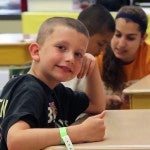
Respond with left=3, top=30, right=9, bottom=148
left=47, top=101, right=68, bottom=127
left=48, top=102, right=57, bottom=124
left=0, top=99, right=8, bottom=123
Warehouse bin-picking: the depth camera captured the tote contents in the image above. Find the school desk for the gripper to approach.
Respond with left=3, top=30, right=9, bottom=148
left=123, top=74, right=150, bottom=109
left=44, top=109, right=150, bottom=150
left=0, top=33, right=36, bottom=65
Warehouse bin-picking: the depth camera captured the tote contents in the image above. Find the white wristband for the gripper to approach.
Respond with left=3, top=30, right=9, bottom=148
left=59, top=127, right=74, bottom=150
left=62, top=135, right=74, bottom=150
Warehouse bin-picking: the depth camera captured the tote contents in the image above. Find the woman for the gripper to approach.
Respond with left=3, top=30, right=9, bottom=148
left=97, top=5, right=150, bottom=109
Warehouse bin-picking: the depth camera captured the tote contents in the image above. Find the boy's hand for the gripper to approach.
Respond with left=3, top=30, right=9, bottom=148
left=77, top=53, right=96, bottom=79
left=80, top=111, right=106, bottom=142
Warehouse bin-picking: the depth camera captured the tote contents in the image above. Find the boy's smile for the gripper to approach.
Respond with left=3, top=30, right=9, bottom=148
left=34, top=25, right=89, bottom=87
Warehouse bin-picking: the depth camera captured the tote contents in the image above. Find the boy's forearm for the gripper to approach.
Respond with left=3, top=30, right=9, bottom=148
left=85, top=63, right=106, bottom=113
left=8, top=124, right=90, bottom=150
left=7, top=127, right=61, bottom=150
left=7, top=114, right=105, bottom=150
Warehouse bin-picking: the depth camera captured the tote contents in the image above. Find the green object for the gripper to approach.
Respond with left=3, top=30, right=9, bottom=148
left=9, top=65, right=31, bottom=78
left=59, top=127, right=67, bottom=144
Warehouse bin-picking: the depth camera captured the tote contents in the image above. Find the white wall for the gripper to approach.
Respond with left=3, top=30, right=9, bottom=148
left=0, top=68, right=9, bottom=93
left=28, top=0, right=72, bottom=12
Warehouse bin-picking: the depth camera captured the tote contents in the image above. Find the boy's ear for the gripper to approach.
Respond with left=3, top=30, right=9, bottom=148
left=28, top=42, right=40, bottom=61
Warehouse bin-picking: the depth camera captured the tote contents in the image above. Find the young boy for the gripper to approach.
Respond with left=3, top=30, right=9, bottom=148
left=0, top=17, right=106, bottom=150
left=78, top=4, right=115, bottom=56
left=63, top=4, right=115, bottom=92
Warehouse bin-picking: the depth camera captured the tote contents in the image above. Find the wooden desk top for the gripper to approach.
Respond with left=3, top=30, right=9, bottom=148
left=45, top=110, right=150, bottom=150
left=123, top=75, right=150, bottom=94
left=0, top=33, right=36, bottom=45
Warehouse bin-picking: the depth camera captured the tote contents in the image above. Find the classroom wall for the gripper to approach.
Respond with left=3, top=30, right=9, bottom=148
left=0, top=0, right=150, bottom=44
left=28, top=0, right=72, bottom=12
left=0, top=20, right=22, bottom=33
left=0, top=0, right=71, bottom=33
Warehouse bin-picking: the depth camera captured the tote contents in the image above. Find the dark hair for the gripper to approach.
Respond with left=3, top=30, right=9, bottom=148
left=102, top=5, right=148, bottom=92
left=36, top=17, right=89, bottom=45
left=78, top=4, right=115, bottom=36
left=96, top=0, right=130, bottom=11
left=116, top=5, right=148, bottom=36
left=102, top=45, right=125, bottom=92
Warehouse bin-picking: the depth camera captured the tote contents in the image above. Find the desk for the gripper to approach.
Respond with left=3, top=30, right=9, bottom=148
left=123, top=75, right=150, bottom=109
left=0, top=33, right=36, bottom=65
left=45, top=110, right=150, bottom=150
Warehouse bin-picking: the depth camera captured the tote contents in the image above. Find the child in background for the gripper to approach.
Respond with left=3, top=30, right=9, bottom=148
left=63, top=4, right=115, bottom=92
left=78, top=4, right=115, bottom=56
left=97, top=5, right=150, bottom=109
left=0, top=17, right=106, bottom=150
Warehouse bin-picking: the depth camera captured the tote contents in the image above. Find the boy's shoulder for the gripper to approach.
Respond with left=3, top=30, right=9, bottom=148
left=0, top=74, right=47, bottom=96
left=4, top=74, right=35, bottom=87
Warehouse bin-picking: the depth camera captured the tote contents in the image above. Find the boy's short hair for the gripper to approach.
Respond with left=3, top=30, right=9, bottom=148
left=78, top=4, right=115, bottom=36
left=36, top=17, right=89, bottom=45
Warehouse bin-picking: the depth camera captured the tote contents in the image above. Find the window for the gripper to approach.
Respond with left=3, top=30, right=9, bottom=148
left=0, top=0, right=21, bottom=15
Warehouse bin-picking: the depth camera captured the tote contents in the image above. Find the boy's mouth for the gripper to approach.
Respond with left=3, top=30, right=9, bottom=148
left=56, top=65, right=73, bottom=73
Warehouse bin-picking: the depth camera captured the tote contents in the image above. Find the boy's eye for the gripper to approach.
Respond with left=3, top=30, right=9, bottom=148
left=114, top=33, right=121, bottom=38
left=98, top=42, right=104, bottom=47
left=56, top=45, right=66, bottom=51
left=75, top=52, right=83, bottom=58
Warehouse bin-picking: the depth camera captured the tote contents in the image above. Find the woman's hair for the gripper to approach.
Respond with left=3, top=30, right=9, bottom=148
left=102, top=5, right=148, bottom=92
left=78, top=4, right=115, bottom=36
left=36, top=17, right=89, bottom=45
left=115, top=5, right=148, bottom=36
left=102, top=45, right=125, bottom=92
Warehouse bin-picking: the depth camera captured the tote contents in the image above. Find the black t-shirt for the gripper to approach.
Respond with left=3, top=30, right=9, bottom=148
left=0, top=74, right=89, bottom=150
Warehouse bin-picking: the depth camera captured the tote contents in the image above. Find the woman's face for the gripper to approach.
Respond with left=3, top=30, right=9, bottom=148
left=111, top=18, right=146, bottom=63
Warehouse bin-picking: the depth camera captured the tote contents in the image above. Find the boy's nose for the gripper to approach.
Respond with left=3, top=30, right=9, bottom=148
left=65, top=52, right=75, bottom=63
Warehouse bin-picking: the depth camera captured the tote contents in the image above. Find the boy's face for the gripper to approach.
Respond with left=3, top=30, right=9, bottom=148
left=87, top=32, right=114, bottom=56
left=34, top=25, right=89, bottom=85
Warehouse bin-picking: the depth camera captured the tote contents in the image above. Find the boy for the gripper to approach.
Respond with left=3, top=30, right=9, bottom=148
left=63, top=4, right=115, bottom=92
left=78, top=4, right=115, bottom=56
left=0, top=17, right=106, bottom=150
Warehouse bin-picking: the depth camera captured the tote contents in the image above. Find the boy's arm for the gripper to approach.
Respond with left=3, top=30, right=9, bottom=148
left=7, top=112, right=105, bottom=150
left=77, top=53, right=106, bottom=114
left=85, top=62, right=106, bottom=113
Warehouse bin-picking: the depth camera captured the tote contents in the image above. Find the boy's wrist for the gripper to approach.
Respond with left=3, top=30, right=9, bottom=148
left=59, top=127, right=67, bottom=144
left=59, top=127, right=74, bottom=150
